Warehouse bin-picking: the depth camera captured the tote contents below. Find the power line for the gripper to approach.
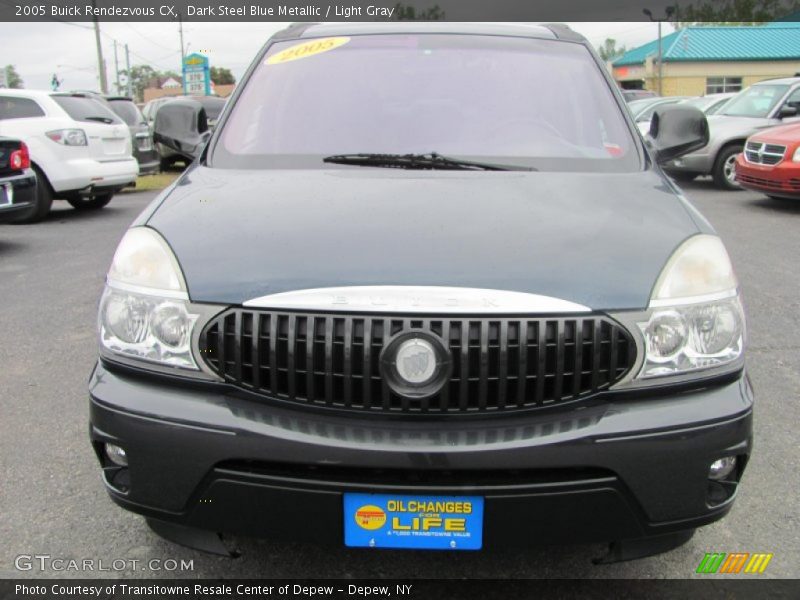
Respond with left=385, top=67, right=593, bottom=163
left=120, top=22, right=176, bottom=51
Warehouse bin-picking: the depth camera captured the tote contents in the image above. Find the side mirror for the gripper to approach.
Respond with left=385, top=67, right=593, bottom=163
left=778, top=105, right=798, bottom=119
left=153, top=100, right=207, bottom=161
left=646, top=104, right=709, bottom=164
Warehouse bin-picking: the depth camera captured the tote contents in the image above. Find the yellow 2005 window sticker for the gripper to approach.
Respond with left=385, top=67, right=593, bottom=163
left=266, top=37, right=351, bottom=65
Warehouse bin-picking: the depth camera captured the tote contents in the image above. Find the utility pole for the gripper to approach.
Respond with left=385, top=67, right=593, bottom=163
left=178, top=13, right=186, bottom=94
left=178, top=13, right=186, bottom=62
left=644, top=6, right=675, bottom=96
left=113, top=40, right=120, bottom=95
left=125, top=44, right=132, bottom=98
left=91, top=0, right=108, bottom=93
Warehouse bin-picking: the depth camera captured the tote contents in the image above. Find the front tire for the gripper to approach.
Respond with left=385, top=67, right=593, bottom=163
left=712, top=145, right=744, bottom=190
left=66, top=193, right=113, bottom=211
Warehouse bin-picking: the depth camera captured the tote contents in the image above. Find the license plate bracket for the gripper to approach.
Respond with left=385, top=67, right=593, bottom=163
left=343, top=493, right=484, bottom=550
left=0, top=183, right=12, bottom=207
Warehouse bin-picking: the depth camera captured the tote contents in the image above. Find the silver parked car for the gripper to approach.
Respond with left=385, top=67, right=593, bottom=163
left=679, top=92, right=736, bottom=116
left=664, top=77, right=800, bottom=189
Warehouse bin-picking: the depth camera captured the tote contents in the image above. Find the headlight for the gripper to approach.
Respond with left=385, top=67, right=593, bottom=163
left=98, top=227, right=219, bottom=373
left=635, top=235, right=745, bottom=379
left=100, top=287, right=198, bottom=368
left=793, top=146, right=800, bottom=162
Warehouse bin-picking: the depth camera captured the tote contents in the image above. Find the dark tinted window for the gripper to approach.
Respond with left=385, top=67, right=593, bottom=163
left=108, top=99, right=144, bottom=126
left=0, top=96, right=45, bottom=119
left=215, top=34, right=638, bottom=172
left=196, top=97, right=225, bottom=120
left=51, top=95, right=123, bottom=124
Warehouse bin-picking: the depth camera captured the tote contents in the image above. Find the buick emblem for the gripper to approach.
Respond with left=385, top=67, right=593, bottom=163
left=380, top=331, right=451, bottom=399
left=395, top=338, right=437, bottom=384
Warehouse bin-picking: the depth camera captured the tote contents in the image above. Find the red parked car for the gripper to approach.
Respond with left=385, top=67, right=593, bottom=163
left=735, top=123, right=800, bottom=200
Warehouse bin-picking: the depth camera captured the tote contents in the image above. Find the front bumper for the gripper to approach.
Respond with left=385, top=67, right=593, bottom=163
left=735, top=154, right=800, bottom=199
left=89, top=362, right=752, bottom=548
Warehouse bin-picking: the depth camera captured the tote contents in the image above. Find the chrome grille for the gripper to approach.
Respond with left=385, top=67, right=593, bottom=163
left=744, top=141, right=786, bottom=165
left=199, top=310, right=636, bottom=416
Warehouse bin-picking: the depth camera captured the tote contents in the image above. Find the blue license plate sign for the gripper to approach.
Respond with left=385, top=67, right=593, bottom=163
left=343, top=493, right=483, bottom=550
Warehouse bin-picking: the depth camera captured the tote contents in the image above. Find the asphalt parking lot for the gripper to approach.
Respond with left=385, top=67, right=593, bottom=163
left=1, top=179, right=798, bottom=580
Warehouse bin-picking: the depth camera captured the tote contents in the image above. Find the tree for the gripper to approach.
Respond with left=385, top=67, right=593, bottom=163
left=2, top=65, right=24, bottom=88
left=210, top=66, right=235, bottom=85
left=119, top=64, right=157, bottom=101
left=673, top=0, right=800, bottom=26
left=393, top=3, right=446, bottom=20
left=597, top=39, right=627, bottom=62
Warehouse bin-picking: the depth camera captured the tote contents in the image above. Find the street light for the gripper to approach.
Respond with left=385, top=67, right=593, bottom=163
left=644, top=6, right=676, bottom=96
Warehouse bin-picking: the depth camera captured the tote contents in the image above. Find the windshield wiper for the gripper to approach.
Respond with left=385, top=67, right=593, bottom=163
left=84, top=116, right=115, bottom=124
left=322, top=152, right=534, bottom=171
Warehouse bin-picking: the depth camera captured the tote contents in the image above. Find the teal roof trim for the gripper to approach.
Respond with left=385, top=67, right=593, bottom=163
left=613, top=24, right=800, bottom=67
left=613, top=31, right=679, bottom=66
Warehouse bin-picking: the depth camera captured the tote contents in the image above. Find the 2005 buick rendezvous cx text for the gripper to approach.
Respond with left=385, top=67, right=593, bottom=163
left=89, top=23, right=752, bottom=562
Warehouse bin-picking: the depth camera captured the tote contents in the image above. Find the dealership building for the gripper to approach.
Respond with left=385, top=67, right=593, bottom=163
left=613, top=21, right=800, bottom=95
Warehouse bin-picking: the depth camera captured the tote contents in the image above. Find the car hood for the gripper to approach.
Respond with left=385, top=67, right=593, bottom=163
left=748, top=122, right=800, bottom=145
left=707, top=114, right=779, bottom=142
left=145, top=166, right=705, bottom=310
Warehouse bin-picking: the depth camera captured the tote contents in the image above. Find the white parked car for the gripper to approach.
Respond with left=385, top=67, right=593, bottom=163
left=0, top=90, right=138, bottom=221
left=629, top=97, right=689, bottom=136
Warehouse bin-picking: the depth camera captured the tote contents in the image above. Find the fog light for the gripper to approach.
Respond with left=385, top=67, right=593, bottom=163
left=105, top=443, right=128, bottom=467
left=709, top=456, right=736, bottom=480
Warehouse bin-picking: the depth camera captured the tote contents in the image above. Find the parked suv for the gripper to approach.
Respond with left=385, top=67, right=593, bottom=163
left=665, top=77, right=800, bottom=189
left=90, top=23, right=751, bottom=562
left=0, top=90, right=138, bottom=221
left=105, top=96, right=159, bottom=176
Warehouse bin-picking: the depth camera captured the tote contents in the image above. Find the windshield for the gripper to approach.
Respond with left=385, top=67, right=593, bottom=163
left=214, top=34, right=638, bottom=172
left=681, top=97, right=717, bottom=111
left=108, top=100, right=144, bottom=126
left=719, top=85, right=789, bottom=118
left=51, top=95, right=123, bottom=124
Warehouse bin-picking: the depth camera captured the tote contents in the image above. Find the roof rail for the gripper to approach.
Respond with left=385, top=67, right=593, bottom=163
left=540, top=23, right=586, bottom=42
left=271, top=22, right=319, bottom=41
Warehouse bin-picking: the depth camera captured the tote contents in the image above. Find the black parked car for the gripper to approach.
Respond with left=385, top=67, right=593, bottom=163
left=90, top=23, right=751, bottom=562
left=0, top=137, right=36, bottom=223
left=106, top=96, right=159, bottom=175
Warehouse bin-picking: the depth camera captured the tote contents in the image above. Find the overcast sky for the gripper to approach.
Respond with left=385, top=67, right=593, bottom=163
left=0, top=21, right=675, bottom=91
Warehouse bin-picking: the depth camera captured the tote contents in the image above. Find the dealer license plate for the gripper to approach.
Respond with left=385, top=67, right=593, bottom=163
left=343, top=493, right=483, bottom=550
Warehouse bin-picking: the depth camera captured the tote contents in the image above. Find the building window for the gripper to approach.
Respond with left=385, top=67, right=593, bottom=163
left=706, top=77, right=743, bottom=94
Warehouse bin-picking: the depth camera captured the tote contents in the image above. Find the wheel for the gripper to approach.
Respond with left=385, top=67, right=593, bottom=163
left=712, top=145, right=744, bottom=190
left=669, top=172, right=698, bottom=183
left=160, top=157, right=173, bottom=171
left=66, top=192, right=113, bottom=211
left=11, top=166, right=53, bottom=223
